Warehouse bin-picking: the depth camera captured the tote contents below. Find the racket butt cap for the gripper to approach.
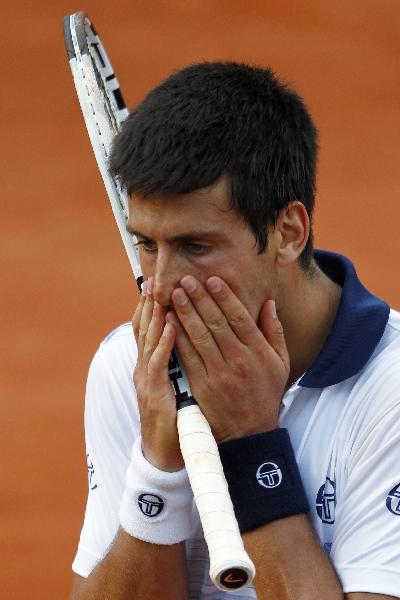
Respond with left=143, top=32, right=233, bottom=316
left=210, top=558, right=255, bottom=591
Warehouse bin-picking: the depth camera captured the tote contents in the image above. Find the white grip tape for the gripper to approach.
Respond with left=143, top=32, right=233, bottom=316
left=177, top=404, right=255, bottom=591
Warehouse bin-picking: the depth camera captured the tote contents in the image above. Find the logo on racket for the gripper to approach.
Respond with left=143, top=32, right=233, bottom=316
left=220, top=568, right=248, bottom=589
left=138, top=493, right=164, bottom=517
left=256, top=462, right=283, bottom=489
left=386, top=483, right=400, bottom=516
left=316, top=478, right=336, bottom=524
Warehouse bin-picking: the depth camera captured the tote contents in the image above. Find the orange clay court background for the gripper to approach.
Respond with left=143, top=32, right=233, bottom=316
left=1, top=1, right=399, bottom=597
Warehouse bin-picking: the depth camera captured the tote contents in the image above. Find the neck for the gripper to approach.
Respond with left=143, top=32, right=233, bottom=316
left=276, top=261, right=342, bottom=388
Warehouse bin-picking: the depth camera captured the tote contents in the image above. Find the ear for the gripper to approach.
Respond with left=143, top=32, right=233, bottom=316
left=274, top=201, right=310, bottom=267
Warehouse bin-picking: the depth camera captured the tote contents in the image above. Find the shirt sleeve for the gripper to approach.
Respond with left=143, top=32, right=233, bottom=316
left=72, top=329, right=140, bottom=577
left=330, top=355, right=400, bottom=597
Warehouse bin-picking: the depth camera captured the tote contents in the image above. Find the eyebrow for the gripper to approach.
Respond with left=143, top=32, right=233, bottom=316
left=125, top=225, right=224, bottom=243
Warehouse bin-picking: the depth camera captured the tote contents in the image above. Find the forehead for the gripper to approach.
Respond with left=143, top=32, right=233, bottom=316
left=127, top=178, right=247, bottom=239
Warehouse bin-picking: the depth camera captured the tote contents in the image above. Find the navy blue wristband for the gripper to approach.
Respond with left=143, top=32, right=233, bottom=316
left=218, top=428, right=309, bottom=532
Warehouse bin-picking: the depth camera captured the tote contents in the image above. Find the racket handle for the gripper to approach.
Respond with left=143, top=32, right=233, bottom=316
left=177, top=404, right=255, bottom=591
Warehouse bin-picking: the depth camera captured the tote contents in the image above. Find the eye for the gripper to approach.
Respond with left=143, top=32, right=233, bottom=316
left=185, top=243, right=209, bottom=255
left=134, top=239, right=157, bottom=253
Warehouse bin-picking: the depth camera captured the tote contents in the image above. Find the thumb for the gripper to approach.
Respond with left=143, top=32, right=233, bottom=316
left=259, top=300, right=290, bottom=374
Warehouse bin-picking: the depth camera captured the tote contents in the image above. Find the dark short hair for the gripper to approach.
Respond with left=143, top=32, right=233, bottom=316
left=109, top=62, right=318, bottom=268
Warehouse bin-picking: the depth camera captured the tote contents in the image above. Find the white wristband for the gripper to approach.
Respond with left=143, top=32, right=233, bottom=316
left=119, top=437, right=193, bottom=544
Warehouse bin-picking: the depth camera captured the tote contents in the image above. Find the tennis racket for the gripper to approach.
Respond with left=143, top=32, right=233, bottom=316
left=63, top=12, right=255, bottom=591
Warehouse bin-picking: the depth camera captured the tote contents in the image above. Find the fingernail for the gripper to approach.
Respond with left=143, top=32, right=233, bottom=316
left=174, top=288, right=189, bottom=306
left=147, top=277, right=154, bottom=295
left=207, top=277, right=222, bottom=293
left=271, top=300, right=277, bottom=319
left=182, top=276, right=196, bottom=293
left=142, top=280, right=148, bottom=295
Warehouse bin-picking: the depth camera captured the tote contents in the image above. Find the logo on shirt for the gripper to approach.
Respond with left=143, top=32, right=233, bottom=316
left=138, top=493, right=164, bottom=517
left=386, top=483, right=400, bottom=516
left=323, top=542, right=332, bottom=555
left=316, top=478, right=336, bottom=524
left=256, top=462, right=283, bottom=489
left=86, top=454, right=98, bottom=491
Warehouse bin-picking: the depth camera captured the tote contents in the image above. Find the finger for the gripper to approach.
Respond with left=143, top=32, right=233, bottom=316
left=206, top=276, right=264, bottom=347
left=259, top=300, right=290, bottom=374
left=138, top=277, right=154, bottom=356
left=143, top=301, right=167, bottom=359
left=166, top=311, right=207, bottom=378
left=147, top=322, right=176, bottom=382
left=132, top=282, right=147, bottom=344
left=171, top=287, right=223, bottom=367
left=180, top=275, right=242, bottom=359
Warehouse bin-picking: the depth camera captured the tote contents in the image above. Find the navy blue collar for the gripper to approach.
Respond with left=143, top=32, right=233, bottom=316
left=299, top=250, right=390, bottom=388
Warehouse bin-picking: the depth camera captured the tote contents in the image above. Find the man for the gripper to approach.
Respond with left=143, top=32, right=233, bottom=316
left=70, top=62, right=400, bottom=599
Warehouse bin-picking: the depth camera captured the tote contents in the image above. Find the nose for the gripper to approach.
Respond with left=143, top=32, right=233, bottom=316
left=151, top=247, right=181, bottom=307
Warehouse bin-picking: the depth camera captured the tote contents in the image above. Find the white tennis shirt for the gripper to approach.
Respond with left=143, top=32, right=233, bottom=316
left=72, top=250, right=400, bottom=598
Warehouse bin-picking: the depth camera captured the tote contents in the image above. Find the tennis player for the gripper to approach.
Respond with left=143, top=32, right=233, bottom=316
left=70, top=62, right=400, bottom=599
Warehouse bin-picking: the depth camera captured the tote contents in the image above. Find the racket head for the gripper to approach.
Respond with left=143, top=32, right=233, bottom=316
left=63, top=12, right=142, bottom=287
left=64, top=13, right=129, bottom=130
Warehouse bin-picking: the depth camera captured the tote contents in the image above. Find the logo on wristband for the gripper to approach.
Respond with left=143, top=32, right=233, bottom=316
left=138, top=493, right=164, bottom=517
left=256, top=461, right=283, bottom=489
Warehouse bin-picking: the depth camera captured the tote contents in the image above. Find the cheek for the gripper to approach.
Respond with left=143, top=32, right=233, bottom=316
left=225, top=266, right=273, bottom=322
left=214, top=267, right=257, bottom=315
left=138, top=253, right=153, bottom=279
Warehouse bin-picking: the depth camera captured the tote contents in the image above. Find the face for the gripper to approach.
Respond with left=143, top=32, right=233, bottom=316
left=127, top=178, right=279, bottom=321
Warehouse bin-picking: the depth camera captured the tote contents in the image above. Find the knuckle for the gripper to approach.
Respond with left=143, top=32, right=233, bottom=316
left=231, top=356, right=250, bottom=378
left=147, top=352, right=164, bottom=376
left=182, top=347, right=199, bottom=366
left=132, top=297, right=144, bottom=322
left=132, top=313, right=140, bottom=333
left=192, top=328, right=212, bottom=346
left=133, top=365, right=141, bottom=385
left=229, top=309, right=248, bottom=329
left=217, top=372, right=233, bottom=393
left=254, top=341, right=267, bottom=359
left=147, top=354, right=157, bottom=370
left=133, top=361, right=139, bottom=376
left=143, top=338, right=153, bottom=356
left=207, top=312, right=226, bottom=333
left=272, top=326, right=287, bottom=349
left=273, top=318, right=284, bottom=334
